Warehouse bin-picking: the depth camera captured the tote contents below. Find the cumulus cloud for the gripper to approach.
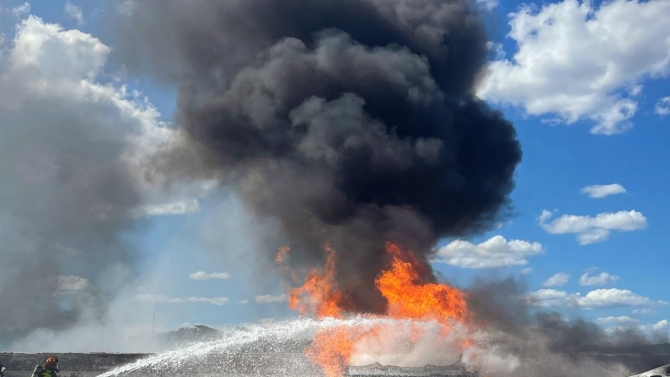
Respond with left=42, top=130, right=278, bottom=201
left=0, top=2, right=30, bottom=17
left=656, top=96, right=670, bottom=116
left=538, top=209, right=647, bottom=245
left=0, top=14, right=178, bottom=332
left=580, top=184, right=627, bottom=199
left=255, top=294, right=288, bottom=304
left=542, top=272, right=570, bottom=287
left=520, top=268, right=532, bottom=275
left=65, top=2, right=83, bottom=24
left=652, top=319, right=669, bottom=332
left=597, top=316, right=639, bottom=325
left=579, top=271, right=620, bottom=286
left=134, top=294, right=230, bottom=306
left=188, top=271, right=232, bottom=280
left=134, top=199, right=201, bottom=217
left=633, top=308, right=657, bottom=315
left=185, top=297, right=229, bottom=306
left=134, top=294, right=182, bottom=304
left=578, top=289, right=667, bottom=308
left=527, top=288, right=668, bottom=309
left=433, top=235, right=544, bottom=268
left=628, top=85, right=643, bottom=96
left=526, top=289, right=577, bottom=308
left=476, top=0, right=499, bottom=11
left=11, top=17, right=110, bottom=80
left=57, top=276, right=90, bottom=294
left=478, top=0, right=670, bottom=135
left=238, top=299, right=249, bottom=305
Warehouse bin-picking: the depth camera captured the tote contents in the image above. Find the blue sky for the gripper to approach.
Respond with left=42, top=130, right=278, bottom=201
left=1, top=0, right=668, bottom=337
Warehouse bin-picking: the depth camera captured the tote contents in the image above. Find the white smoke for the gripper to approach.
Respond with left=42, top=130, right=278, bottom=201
left=348, top=320, right=632, bottom=377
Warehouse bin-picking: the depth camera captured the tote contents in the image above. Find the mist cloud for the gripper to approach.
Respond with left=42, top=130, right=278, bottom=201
left=0, top=15, right=170, bottom=336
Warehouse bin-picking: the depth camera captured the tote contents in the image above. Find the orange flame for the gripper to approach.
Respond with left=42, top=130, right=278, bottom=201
left=275, top=246, right=290, bottom=264
left=275, top=246, right=300, bottom=284
left=281, top=242, right=474, bottom=376
left=376, top=242, right=469, bottom=326
left=288, top=244, right=344, bottom=318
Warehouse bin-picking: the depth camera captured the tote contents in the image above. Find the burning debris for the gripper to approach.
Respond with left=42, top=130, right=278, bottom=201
left=277, top=243, right=478, bottom=376
left=348, top=362, right=475, bottom=377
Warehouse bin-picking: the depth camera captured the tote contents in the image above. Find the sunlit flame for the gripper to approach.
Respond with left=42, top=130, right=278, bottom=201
left=278, top=242, right=475, bottom=376
left=275, top=246, right=290, bottom=264
left=376, top=242, right=469, bottom=326
left=275, top=246, right=300, bottom=284
left=290, top=244, right=345, bottom=319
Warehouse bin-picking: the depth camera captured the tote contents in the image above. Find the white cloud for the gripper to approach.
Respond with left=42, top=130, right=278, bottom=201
left=185, top=297, right=229, bottom=306
left=477, top=0, right=499, bottom=11
left=238, top=299, right=249, bottom=305
left=65, top=2, right=84, bottom=25
left=652, top=319, right=669, bottom=332
left=134, top=294, right=182, bottom=304
left=2, top=2, right=31, bottom=17
left=520, top=267, right=533, bottom=275
left=433, top=235, right=544, bottom=268
left=538, top=209, right=647, bottom=245
left=57, top=275, right=90, bottom=293
left=11, top=16, right=110, bottom=80
left=134, top=199, right=200, bottom=217
left=477, top=0, right=670, bottom=135
left=580, top=184, right=627, bottom=199
left=2, top=15, right=183, bottom=175
left=655, top=96, right=670, bottom=115
left=580, top=289, right=667, bottom=308
left=255, top=294, right=288, bottom=304
left=597, top=316, right=639, bottom=325
left=188, top=271, right=232, bottom=280
left=542, top=272, right=570, bottom=287
left=526, top=289, right=577, bottom=307
left=633, top=308, right=657, bottom=315
left=526, top=288, right=667, bottom=309
left=632, top=319, right=670, bottom=335
left=134, top=294, right=230, bottom=306
left=628, top=85, right=643, bottom=97
left=579, top=271, right=620, bottom=286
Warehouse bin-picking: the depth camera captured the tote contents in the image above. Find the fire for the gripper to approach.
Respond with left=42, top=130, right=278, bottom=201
left=280, top=242, right=474, bottom=377
left=280, top=244, right=345, bottom=318
left=307, top=328, right=359, bottom=377
left=275, top=246, right=290, bottom=264
left=275, top=246, right=299, bottom=284
left=376, top=242, right=469, bottom=325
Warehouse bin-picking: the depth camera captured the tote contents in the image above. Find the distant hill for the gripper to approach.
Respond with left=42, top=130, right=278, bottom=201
left=155, top=325, right=223, bottom=349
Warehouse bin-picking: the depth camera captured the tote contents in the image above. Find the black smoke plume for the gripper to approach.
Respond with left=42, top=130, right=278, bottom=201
left=119, top=0, right=522, bottom=313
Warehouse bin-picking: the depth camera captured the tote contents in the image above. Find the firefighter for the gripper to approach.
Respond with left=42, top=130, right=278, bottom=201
left=32, top=357, right=59, bottom=377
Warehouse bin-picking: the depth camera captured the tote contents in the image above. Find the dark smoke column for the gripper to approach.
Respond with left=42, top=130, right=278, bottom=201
left=120, top=0, right=522, bottom=313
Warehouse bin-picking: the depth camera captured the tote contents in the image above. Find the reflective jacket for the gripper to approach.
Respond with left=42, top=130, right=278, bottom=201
left=42, top=367, right=58, bottom=377
left=32, top=365, right=58, bottom=377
